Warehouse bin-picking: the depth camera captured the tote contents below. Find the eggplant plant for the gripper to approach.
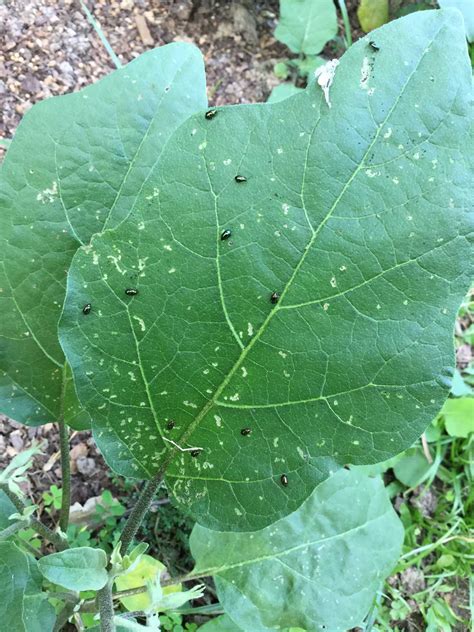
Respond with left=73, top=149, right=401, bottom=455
left=0, top=8, right=472, bottom=632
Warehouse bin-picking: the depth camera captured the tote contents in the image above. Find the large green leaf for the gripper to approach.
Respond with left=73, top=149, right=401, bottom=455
left=60, top=10, right=473, bottom=530
left=438, top=0, right=474, bottom=41
left=275, top=0, right=338, bottom=55
left=37, top=546, right=108, bottom=591
left=0, top=43, right=207, bottom=428
left=0, top=542, right=55, bottom=632
left=190, top=470, right=403, bottom=631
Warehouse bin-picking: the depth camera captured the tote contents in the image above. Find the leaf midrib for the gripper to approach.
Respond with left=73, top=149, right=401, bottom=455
left=174, top=24, right=443, bottom=454
left=191, top=504, right=393, bottom=578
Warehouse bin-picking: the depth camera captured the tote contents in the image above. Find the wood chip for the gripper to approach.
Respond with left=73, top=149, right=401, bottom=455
left=135, top=15, right=154, bottom=46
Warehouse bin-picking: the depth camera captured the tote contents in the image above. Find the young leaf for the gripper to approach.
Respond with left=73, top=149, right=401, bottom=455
left=60, top=11, right=473, bottom=531
left=275, top=0, right=338, bottom=55
left=0, top=43, right=207, bottom=429
left=357, top=0, right=390, bottom=33
left=267, top=83, right=304, bottom=104
left=190, top=470, right=404, bottom=632
left=441, top=397, right=474, bottom=437
left=37, top=546, right=108, bottom=591
left=0, top=542, right=55, bottom=632
left=115, top=554, right=181, bottom=612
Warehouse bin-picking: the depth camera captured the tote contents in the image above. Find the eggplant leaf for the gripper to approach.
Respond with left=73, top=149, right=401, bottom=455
left=60, top=11, right=473, bottom=530
left=190, top=470, right=403, bottom=631
left=0, top=43, right=207, bottom=428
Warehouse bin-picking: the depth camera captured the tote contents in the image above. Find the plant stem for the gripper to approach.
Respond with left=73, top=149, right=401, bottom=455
left=119, top=471, right=164, bottom=555
left=0, top=521, right=24, bottom=540
left=53, top=600, right=79, bottom=632
left=97, top=581, right=116, bottom=632
left=58, top=419, right=71, bottom=532
left=337, top=0, right=352, bottom=49
left=0, top=482, right=69, bottom=550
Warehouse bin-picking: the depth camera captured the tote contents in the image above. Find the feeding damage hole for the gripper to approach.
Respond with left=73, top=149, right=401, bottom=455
left=82, top=303, right=92, bottom=315
left=205, top=109, right=218, bottom=120
left=220, top=229, right=232, bottom=241
left=280, top=474, right=289, bottom=487
left=240, top=427, right=252, bottom=436
left=125, top=288, right=139, bottom=296
left=234, top=175, right=247, bottom=183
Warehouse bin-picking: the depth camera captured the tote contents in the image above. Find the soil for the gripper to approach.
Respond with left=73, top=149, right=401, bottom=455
left=0, top=1, right=471, bottom=630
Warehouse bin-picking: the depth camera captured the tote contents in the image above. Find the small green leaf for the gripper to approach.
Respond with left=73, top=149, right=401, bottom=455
left=441, top=397, right=474, bottom=437
left=392, top=447, right=433, bottom=487
left=0, top=490, right=18, bottom=530
left=0, top=542, right=55, bottom=632
left=116, top=554, right=177, bottom=611
left=274, top=61, right=290, bottom=79
left=275, top=0, right=338, bottom=54
left=267, top=83, right=304, bottom=103
left=357, top=0, right=389, bottom=32
left=38, top=546, right=108, bottom=591
left=190, top=470, right=403, bottom=632
left=294, top=54, right=326, bottom=77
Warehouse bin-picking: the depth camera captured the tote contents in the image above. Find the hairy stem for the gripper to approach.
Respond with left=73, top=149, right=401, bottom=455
left=53, top=600, right=79, bottom=632
left=0, top=521, right=24, bottom=540
left=97, top=580, right=116, bottom=632
left=0, top=482, right=68, bottom=550
left=58, top=419, right=71, bottom=532
left=119, top=470, right=164, bottom=555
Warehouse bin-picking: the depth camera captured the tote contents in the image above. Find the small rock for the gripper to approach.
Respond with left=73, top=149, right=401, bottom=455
left=231, top=4, right=258, bottom=46
left=21, top=75, right=42, bottom=94
left=410, top=486, right=437, bottom=518
left=10, top=429, right=24, bottom=452
left=76, top=456, right=97, bottom=476
left=399, top=567, right=426, bottom=595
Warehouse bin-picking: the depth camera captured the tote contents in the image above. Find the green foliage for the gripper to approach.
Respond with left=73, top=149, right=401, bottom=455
left=59, top=11, right=473, bottom=532
left=267, top=82, right=304, bottom=103
left=0, top=42, right=207, bottom=430
left=191, top=469, right=403, bottom=631
left=275, top=0, right=338, bottom=55
left=42, top=484, right=62, bottom=512
left=0, top=542, right=55, bottom=632
left=0, top=8, right=472, bottom=632
left=441, top=397, right=474, bottom=437
left=357, top=0, right=390, bottom=32
left=438, top=0, right=474, bottom=41
left=38, top=547, right=108, bottom=591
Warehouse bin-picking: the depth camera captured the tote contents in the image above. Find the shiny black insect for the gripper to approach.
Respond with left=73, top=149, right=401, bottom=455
left=166, top=420, right=175, bottom=431
left=205, top=109, right=218, bottom=119
left=270, top=292, right=280, bottom=304
left=220, top=229, right=232, bottom=241
left=234, top=175, right=247, bottom=183
left=240, top=428, right=252, bottom=436
left=190, top=449, right=202, bottom=457
left=280, top=474, right=289, bottom=487
left=369, top=40, right=379, bottom=51
left=125, top=288, right=139, bottom=296
left=82, top=303, right=92, bottom=315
